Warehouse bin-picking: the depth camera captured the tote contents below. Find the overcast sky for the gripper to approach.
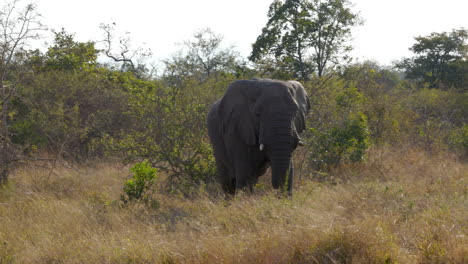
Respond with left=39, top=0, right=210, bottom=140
left=34, top=0, right=468, bottom=66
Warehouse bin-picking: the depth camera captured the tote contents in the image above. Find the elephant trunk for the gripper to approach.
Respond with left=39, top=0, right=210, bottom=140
left=268, top=114, right=295, bottom=191
left=270, top=151, right=292, bottom=190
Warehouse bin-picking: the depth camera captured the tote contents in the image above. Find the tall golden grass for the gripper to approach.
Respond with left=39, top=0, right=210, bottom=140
left=0, top=147, right=466, bottom=263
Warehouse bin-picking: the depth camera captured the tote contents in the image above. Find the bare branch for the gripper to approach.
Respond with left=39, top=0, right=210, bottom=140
left=100, top=23, right=144, bottom=72
left=0, top=0, right=44, bottom=184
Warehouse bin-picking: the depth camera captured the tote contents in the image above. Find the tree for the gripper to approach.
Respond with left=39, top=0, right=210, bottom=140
left=42, top=29, right=98, bottom=71
left=14, top=31, right=135, bottom=161
left=109, top=77, right=217, bottom=196
left=184, top=28, right=239, bottom=78
left=0, top=0, right=43, bottom=185
left=397, top=28, right=467, bottom=89
left=250, top=0, right=361, bottom=79
left=100, top=22, right=153, bottom=78
left=163, top=28, right=240, bottom=84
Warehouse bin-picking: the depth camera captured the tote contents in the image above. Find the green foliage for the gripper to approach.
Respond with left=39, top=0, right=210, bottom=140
left=406, top=88, right=468, bottom=151
left=341, top=61, right=401, bottom=97
left=121, top=160, right=158, bottom=203
left=12, top=69, right=131, bottom=160
left=42, top=29, right=99, bottom=71
left=0, top=0, right=44, bottom=185
left=8, top=30, right=132, bottom=160
left=397, top=28, right=467, bottom=89
left=335, top=86, right=365, bottom=109
left=448, top=124, right=468, bottom=157
left=340, top=62, right=406, bottom=141
left=309, top=112, right=370, bottom=171
left=163, top=28, right=241, bottom=83
left=108, top=75, right=221, bottom=195
left=100, top=30, right=244, bottom=195
left=250, top=0, right=361, bottom=78
left=303, top=76, right=372, bottom=172
left=0, top=7, right=465, bottom=195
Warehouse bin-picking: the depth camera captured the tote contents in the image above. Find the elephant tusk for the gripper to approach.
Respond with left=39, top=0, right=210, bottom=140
left=292, top=126, right=306, bottom=147
left=259, top=144, right=264, bottom=151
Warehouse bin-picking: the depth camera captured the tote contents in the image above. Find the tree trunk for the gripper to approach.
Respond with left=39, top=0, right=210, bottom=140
left=0, top=80, right=9, bottom=185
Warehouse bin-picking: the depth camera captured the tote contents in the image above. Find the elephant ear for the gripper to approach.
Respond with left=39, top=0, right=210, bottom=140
left=217, top=80, right=259, bottom=146
left=288, top=80, right=310, bottom=134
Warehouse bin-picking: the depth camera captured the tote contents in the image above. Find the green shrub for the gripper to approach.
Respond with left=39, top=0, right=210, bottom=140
left=308, top=112, right=370, bottom=171
left=121, top=160, right=158, bottom=203
left=12, top=68, right=132, bottom=161
left=304, top=77, right=370, bottom=172
left=405, top=88, right=467, bottom=151
left=109, top=76, right=219, bottom=196
left=448, top=124, right=468, bottom=157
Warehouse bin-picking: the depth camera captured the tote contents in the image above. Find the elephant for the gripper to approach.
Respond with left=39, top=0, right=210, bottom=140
left=207, top=78, right=310, bottom=195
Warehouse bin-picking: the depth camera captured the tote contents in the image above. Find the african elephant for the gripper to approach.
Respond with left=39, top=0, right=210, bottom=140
left=207, top=79, right=310, bottom=195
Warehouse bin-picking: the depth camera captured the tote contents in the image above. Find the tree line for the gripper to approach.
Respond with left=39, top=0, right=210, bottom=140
left=0, top=0, right=466, bottom=192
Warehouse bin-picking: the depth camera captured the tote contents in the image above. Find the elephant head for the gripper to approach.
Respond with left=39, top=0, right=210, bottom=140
left=215, top=79, right=310, bottom=193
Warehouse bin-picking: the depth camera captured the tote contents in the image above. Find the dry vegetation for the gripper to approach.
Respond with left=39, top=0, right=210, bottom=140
left=0, top=1, right=466, bottom=263
left=0, top=147, right=466, bottom=263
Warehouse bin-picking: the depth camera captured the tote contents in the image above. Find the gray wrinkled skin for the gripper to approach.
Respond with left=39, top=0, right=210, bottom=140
left=207, top=79, right=310, bottom=196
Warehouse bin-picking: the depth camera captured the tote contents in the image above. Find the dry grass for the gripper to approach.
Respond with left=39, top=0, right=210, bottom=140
left=0, top=147, right=466, bottom=263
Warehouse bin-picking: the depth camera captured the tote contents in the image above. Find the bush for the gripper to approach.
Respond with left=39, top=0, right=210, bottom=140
left=304, top=77, right=370, bottom=172
left=308, top=112, right=370, bottom=171
left=12, top=69, right=131, bottom=160
left=405, top=88, right=467, bottom=151
left=121, top=160, right=158, bottom=204
left=109, top=76, right=219, bottom=196
left=448, top=124, right=468, bottom=157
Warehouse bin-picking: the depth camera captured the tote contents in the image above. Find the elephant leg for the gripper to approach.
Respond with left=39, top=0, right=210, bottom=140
left=217, top=163, right=235, bottom=195
left=234, top=160, right=255, bottom=193
left=287, top=162, right=294, bottom=196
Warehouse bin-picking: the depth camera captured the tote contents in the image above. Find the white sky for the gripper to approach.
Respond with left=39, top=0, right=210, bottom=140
left=34, top=0, right=468, bottom=66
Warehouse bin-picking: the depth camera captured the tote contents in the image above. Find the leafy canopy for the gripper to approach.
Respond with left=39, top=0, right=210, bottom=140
left=398, top=28, right=467, bottom=89
left=250, top=0, right=361, bottom=79
left=43, top=29, right=99, bottom=71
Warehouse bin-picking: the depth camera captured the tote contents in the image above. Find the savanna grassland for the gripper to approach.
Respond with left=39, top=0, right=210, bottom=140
left=0, top=146, right=466, bottom=263
left=1, top=1, right=467, bottom=263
